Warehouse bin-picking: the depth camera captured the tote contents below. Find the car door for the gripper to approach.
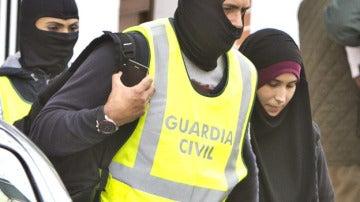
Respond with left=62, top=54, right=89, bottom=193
left=0, top=120, right=71, bottom=202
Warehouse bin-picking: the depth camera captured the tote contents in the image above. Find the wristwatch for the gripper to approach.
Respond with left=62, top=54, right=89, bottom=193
left=96, top=106, right=118, bottom=134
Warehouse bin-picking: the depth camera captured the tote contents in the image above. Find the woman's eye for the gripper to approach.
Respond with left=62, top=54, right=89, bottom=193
left=287, top=83, right=297, bottom=89
left=267, top=81, right=278, bottom=87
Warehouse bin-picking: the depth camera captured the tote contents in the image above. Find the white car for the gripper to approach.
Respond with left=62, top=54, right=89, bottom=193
left=0, top=120, right=71, bottom=202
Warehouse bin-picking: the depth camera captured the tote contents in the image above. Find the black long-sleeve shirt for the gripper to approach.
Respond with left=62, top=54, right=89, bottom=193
left=30, top=38, right=132, bottom=200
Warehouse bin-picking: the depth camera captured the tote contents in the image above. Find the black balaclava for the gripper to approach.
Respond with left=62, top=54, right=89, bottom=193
left=239, top=28, right=317, bottom=202
left=174, top=0, right=244, bottom=71
left=19, top=0, right=79, bottom=78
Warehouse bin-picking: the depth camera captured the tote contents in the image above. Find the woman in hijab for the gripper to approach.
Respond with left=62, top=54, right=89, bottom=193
left=239, top=28, right=334, bottom=202
left=0, top=0, right=79, bottom=124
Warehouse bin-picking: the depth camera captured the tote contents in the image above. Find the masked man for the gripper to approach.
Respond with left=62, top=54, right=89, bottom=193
left=0, top=0, right=79, bottom=124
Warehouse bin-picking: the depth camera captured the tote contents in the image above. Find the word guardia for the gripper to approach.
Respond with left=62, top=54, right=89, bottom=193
left=165, top=115, right=235, bottom=160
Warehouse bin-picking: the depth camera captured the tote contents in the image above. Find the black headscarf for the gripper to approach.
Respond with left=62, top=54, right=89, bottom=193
left=19, top=0, right=79, bottom=78
left=173, top=0, right=244, bottom=71
left=239, top=28, right=317, bottom=202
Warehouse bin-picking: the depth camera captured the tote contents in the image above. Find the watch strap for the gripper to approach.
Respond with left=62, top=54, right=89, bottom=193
left=96, top=106, right=118, bottom=134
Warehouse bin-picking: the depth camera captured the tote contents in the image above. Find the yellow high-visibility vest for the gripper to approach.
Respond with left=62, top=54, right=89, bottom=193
left=101, top=18, right=257, bottom=202
left=0, top=76, right=31, bottom=124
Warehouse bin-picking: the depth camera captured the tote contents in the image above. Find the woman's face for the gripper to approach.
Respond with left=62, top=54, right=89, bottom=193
left=35, top=17, right=79, bottom=33
left=257, top=73, right=298, bottom=117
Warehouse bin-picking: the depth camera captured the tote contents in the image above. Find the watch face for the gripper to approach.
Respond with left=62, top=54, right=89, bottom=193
left=98, top=120, right=117, bottom=134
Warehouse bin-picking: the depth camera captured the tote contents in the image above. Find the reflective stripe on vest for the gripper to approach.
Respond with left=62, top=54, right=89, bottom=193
left=0, top=76, right=31, bottom=124
left=101, top=18, right=257, bottom=202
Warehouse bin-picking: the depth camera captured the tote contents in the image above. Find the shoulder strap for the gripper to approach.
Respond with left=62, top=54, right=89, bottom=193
left=103, top=31, right=136, bottom=69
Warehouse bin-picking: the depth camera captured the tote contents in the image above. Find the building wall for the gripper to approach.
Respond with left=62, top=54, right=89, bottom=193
left=152, top=0, right=177, bottom=19
left=119, top=0, right=152, bottom=31
left=0, top=0, right=251, bottom=63
left=0, top=0, right=19, bottom=62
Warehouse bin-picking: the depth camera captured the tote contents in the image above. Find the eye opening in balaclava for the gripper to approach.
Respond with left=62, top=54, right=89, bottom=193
left=19, top=0, right=79, bottom=78
left=174, top=0, right=245, bottom=71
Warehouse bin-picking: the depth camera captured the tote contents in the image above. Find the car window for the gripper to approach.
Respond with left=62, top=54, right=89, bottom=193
left=0, top=148, right=36, bottom=202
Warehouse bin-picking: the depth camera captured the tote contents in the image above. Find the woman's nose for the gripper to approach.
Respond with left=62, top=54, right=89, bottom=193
left=274, top=88, right=286, bottom=103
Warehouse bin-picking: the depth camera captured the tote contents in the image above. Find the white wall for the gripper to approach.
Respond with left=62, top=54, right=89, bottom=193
left=153, top=0, right=177, bottom=19
left=1, top=0, right=303, bottom=63
left=0, top=0, right=19, bottom=62
left=152, top=0, right=302, bottom=45
left=250, top=0, right=303, bottom=46
left=72, top=0, right=120, bottom=61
